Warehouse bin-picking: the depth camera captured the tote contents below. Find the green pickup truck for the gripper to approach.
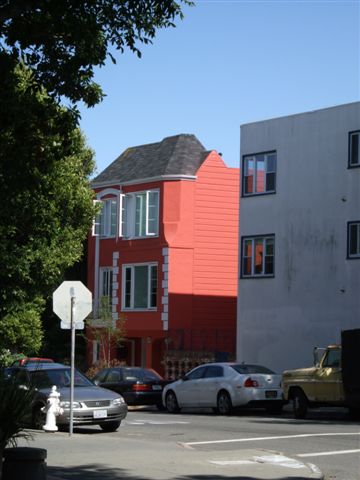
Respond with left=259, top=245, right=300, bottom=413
left=282, top=329, right=360, bottom=419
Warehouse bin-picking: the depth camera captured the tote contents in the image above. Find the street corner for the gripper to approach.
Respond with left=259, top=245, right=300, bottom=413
left=208, top=448, right=324, bottom=479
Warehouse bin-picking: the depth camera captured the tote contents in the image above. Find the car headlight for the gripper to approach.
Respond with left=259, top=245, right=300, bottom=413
left=112, top=397, right=126, bottom=406
left=60, top=401, right=81, bottom=409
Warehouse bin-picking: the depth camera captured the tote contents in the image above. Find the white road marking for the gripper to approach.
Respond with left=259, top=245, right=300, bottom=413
left=298, top=449, right=360, bottom=458
left=210, top=455, right=305, bottom=469
left=183, top=432, right=360, bottom=446
left=126, top=419, right=189, bottom=425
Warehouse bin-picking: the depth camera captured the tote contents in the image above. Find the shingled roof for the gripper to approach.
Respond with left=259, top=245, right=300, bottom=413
left=92, top=134, right=210, bottom=186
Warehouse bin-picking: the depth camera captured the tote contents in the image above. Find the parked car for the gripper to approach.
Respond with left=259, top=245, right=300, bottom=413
left=4, top=363, right=127, bottom=431
left=162, top=362, right=285, bottom=415
left=92, top=366, right=170, bottom=409
left=11, top=357, right=54, bottom=366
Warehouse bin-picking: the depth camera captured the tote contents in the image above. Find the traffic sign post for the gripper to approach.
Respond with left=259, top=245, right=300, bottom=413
left=53, top=281, right=92, bottom=436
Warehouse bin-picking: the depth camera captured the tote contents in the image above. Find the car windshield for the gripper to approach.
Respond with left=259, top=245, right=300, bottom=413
left=29, top=368, right=93, bottom=388
left=231, top=364, right=275, bottom=374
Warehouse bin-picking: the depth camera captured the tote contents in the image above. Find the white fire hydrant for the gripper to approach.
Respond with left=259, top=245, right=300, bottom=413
left=42, top=385, right=64, bottom=432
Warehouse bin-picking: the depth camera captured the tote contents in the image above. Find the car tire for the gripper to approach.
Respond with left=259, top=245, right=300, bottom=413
left=99, top=421, right=121, bottom=432
left=165, top=391, right=180, bottom=413
left=292, top=389, right=308, bottom=419
left=217, top=390, right=233, bottom=415
left=32, top=404, right=46, bottom=430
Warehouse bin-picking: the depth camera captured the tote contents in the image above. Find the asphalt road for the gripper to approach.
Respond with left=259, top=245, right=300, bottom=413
left=17, top=406, right=360, bottom=480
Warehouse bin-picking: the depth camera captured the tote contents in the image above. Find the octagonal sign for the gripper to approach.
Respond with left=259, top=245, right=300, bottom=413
left=53, top=281, right=92, bottom=330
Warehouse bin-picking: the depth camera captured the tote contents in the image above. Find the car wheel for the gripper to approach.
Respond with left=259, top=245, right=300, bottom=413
left=292, top=389, right=308, bottom=419
left=32, top=404, right=46, bottom=430
left=99, top=421, right=121, bottom=432
left=217, top=390, right=233, bottom=415
left=165, top=391, right=180, bottom=413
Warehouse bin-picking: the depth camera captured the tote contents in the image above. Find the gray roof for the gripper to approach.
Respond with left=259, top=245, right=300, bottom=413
left=92, top=134, right=210, bottom=186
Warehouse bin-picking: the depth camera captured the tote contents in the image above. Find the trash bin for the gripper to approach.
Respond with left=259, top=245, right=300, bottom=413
left=2, top=447, right=47, bottom=480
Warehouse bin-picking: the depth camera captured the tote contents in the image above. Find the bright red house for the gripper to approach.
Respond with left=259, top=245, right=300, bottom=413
left=87, top=134, right=239, bottom=377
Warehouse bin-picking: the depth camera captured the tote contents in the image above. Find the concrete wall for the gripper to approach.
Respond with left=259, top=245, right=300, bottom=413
left=237, top=102, right=360, bottom=373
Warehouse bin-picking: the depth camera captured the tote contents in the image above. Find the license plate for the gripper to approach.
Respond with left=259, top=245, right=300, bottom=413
left=265, top=391, right=277, bottom=398
left=93, top=409, right=107, bottom=418
left=152, top=385, right=162, bottom=391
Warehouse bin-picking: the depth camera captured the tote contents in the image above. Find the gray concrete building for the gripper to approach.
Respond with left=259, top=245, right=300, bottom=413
left=237, top=102, right=360, bottom=372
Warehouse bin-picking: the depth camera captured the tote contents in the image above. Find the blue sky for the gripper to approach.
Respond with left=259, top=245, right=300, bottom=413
left=78, top=0, right=360, bottom=174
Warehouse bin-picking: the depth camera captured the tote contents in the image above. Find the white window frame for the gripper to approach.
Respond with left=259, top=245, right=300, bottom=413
left=122, top=263, right=158, bottom=310
left=349, top=131, right=360, bottom=168
left=92, top=196, right=119, bottom=237
left=241, top=235, right=275, bottom=277
left=99, top=267, right=113, bottom=301
left=348, top=221, right=360, bottom=259
left=121, top=189, right=159, bottom=239
left=242, top=151, right=277, bottom=196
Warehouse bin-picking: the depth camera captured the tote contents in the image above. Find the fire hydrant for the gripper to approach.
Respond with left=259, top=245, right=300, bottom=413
left=42, top=385, right=64, bottom=432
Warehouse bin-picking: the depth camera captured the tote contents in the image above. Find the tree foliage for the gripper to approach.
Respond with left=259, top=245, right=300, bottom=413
left=0, top=0, right=192, bottom=106
left=0, top=55, right=97, bottom=352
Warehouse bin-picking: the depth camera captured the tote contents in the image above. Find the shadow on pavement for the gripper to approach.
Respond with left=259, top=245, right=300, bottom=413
left=47, top=465, right=317, bottom=480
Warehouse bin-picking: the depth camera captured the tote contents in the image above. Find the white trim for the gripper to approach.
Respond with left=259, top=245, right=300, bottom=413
left=92, top=174, right=197, bottom=189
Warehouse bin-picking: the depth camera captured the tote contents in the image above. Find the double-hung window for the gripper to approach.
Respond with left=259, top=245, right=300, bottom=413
left=122, top=263, right=158, bottom=310
left=348, top=222, right=360, bottom=259
left=242, top=151, right=276, bottom=196
left=93, top=198, right=117, bottom=237
left=349, top=131, right=360, bottom=168
left=241, top=235, right=275, bottom=277
left=121, top=190, right=159, bottom=239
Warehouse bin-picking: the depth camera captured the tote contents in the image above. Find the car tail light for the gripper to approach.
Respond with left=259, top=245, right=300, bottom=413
left=244, top=377, right=259, bottom=388
left=132, top=383, right=152, bottom=392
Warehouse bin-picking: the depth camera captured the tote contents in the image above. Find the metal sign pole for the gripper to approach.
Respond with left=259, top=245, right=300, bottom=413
left=69, top=294, right=75, bottom=436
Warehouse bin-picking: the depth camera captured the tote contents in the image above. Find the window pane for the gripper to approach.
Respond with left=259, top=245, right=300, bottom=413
left=243, top=257, right=252, bottom=275
left=266, top=153, right=276, bottom=172
left=147, top=191, right=159, bottom=235
left=350, top=133, right=359, bottom=166
left=349, top=224, right=359, bottom=255
left=110, top=200, right=117, bottom=236
left=150, top=265, right=157, bottom=308
left=244, top=158, right=254, bottom=194
left=135, top=194, right=146, bottom=237
left=266, top=172, right=275, bottom=191
left=255, top=155, right=265, bottom=193
left=254, top=239, right=264, bottom=274
left=134, top=265, right=148, bottom=308
left=125, top=268, right=132, bottom=308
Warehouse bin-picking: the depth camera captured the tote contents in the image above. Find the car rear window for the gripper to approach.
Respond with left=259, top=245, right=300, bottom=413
left=123, top=368, right=162, bottom=381
left=231, top=364, right=275, bottom=374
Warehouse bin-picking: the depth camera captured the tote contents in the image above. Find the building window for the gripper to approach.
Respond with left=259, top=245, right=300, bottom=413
left=99, top=267, right=113, bottom=306
left=121, top=190, right=159, bottom=239
left=348, top=222, right=360, bottom=259
left=349, top=131, right=360, bottom=168
left=93, top=198, right=117, bottom=237
left=122, top=263, right=158, bottom=310
left=242, top=151, right=276, bottom=196
left=241, top=235, right=275, bottom=277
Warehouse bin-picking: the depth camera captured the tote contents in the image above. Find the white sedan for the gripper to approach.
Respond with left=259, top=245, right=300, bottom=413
left=162, top=362, right=284, bottom=415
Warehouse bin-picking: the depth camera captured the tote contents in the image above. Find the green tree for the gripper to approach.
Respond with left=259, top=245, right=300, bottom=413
left=0, top=55, right=97, bottom=352
left=0, top=0, right=192, bottom=106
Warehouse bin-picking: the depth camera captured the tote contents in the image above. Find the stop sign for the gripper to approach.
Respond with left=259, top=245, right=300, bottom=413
left=53, top=281, right=92, bottom=329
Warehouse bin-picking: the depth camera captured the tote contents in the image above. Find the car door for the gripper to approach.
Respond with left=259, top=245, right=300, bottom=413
left=200, top=365, right=225, bottom=406
left=314, top=348, right=343, bottom=402
left=101, top=368, right=124, bottom=395
left=176, top=366, right=207, bottom=406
